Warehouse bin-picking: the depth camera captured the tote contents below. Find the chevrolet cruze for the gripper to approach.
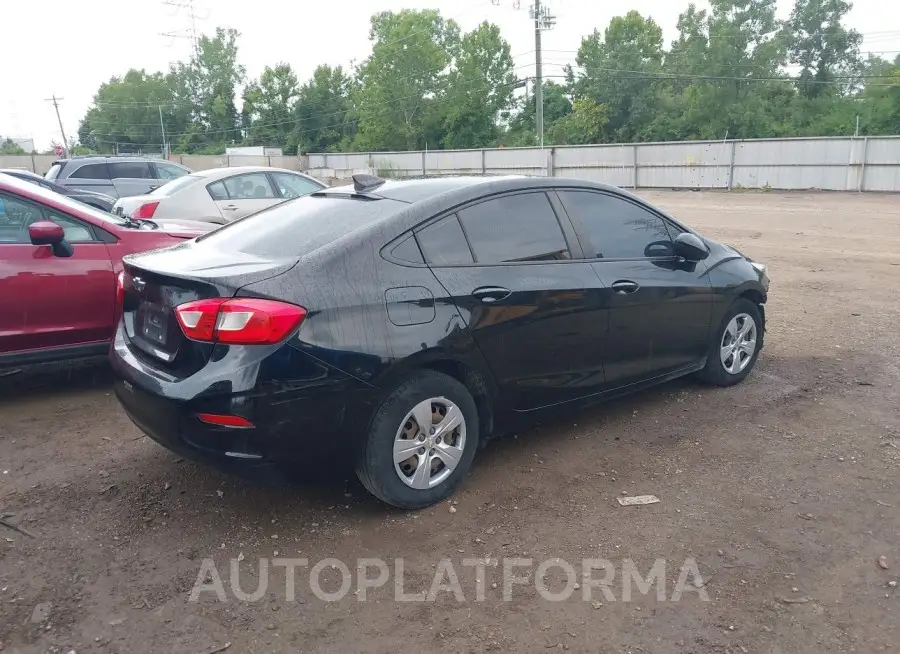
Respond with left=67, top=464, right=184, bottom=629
left=111, top=175, right=769, bottom=509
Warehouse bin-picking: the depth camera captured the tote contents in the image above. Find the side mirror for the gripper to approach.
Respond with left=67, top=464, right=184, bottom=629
left=29, top=221, right=65, bottom=246
left=673, top=232, right=709, bottom=261
left=29, top=221, right=73, bottom=257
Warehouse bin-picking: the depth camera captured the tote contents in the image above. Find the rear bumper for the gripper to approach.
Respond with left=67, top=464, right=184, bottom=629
left=110, top=324, right=377, bottom=474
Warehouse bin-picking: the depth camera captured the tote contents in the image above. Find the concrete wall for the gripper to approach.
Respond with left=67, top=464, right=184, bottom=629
left=306, top=136, right=900, bottom=192
left=0, top=154, right=304, bottom=176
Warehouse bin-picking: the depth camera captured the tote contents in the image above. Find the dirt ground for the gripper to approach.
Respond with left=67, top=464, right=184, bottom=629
left=1, top=190, right=899, bottom=654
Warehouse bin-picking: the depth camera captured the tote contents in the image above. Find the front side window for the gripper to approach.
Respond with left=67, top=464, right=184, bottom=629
left=557, top=191, right=673, bottom=259
left=0, top=193, right=43, bottom=243
left=155, top=162, right=190, bottom=180
left=69, top=163, right=111, bottom=180
left=222, top=173, right=276, bottom=199
left=45, top=210, right=95, bottom=242
left=456, top=192, right=570, bottom=264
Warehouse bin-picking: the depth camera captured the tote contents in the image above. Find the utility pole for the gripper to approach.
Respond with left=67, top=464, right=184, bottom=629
left=159, top=105, right=168, bottom=158
left=533, top=0, right=544, bottom=149
left=45, top=95, right=69, bottom=158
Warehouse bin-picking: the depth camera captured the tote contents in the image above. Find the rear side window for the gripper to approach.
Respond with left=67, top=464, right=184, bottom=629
left=69, top=163, right=110, bottom=180
left=223, top=173, right=276, bottom=199
left=207, top=181, right=228, bottom=201
left=195, top=195, right=406, bottom=257
left=417, top=216, right=474, bottom=266
left=109, top=162, right=153, bottom=179
left=457, top=192, right=570, bottom=264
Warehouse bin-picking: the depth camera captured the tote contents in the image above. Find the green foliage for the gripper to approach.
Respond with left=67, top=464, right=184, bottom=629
left=75, top=2, right=899, bottom=156
left=0, top=138, right=26, bottom=155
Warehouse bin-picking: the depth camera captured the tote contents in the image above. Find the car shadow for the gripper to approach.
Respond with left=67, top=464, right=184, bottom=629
left=0, top=357, right=112, bottom=404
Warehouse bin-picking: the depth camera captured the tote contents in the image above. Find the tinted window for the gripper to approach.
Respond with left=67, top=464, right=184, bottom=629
left=196, top=196, right=406, bottom=257
left=558, top=191, right=673, bottom=259
left=207, top=181, right=228, bottom=201
left=155, top=162, right=189, bottom=180
left=417, top=216, right=474, bottom=266
left=109, top=162, right=153, bottom=179
left=0, top=193, right=44, bottom=243
left=457, top=193, right=569, bottom=264
left=388, top=234, right=425, bottom=265
left=271, top=172, right=321, bottom=199
left=69, top=163, right=110, bottom=180
left=222, top=173, right=275, bottom=199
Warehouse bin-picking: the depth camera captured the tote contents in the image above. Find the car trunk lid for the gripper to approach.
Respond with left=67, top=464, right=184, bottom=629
left=122, top=241, right=299, bottom=372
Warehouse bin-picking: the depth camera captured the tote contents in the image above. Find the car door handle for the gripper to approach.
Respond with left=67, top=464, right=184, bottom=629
left=222, top=205, right=239, bottom=211
left=611, top=280, right=640, bottom=294
left=472, top=286, right=512, bottom=303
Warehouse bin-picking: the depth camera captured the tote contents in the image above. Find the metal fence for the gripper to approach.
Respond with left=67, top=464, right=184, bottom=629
left=306, top=136, right=900, bottom=192
left=3, top=136, right=898, bottom=191
left=0, top=154, right=305, bottom=176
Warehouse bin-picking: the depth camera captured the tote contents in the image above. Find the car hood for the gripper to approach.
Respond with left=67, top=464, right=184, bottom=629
left=149, top=218, right=217, bottom=238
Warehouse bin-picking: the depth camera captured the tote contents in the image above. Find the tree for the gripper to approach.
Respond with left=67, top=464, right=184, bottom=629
left=353, top=10, right=460, bottom=151
left=786, top=0, right=862, bottom=98
left=292, top=65, right=356, bottom=153
left=242, top=63, right=300, bottom=148
left=77, top=69, right=179, bottom=153
left=0, top=138, right=26, bottom=155
left=170, top=27, right=246, bottom=152
left=505, top=81, right=573, bottom=146
left=439, top=22, right=517, bottom=149
left=549, top=98, right=610, bottom=144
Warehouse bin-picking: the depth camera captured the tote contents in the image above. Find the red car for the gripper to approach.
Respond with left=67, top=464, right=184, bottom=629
left=0, top=172, right=214, bottom=366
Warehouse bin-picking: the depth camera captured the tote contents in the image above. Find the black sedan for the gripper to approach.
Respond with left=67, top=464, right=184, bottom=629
left=110, top=174, right=769, bottom=509
left=0, top=168, right=116, bottom=212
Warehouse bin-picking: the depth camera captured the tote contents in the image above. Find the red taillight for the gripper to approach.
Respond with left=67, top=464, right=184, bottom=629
left=133, top=202, right=159, bottom=219
left=174, top=298, right=306, bottom=345
left=197, top=413, right=254, bottom=428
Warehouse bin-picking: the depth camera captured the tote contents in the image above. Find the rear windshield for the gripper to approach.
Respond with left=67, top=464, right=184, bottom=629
left=151, top=174, right=202, bottom=196
left=45, top=162, right=64, bottom=182
left=195, top=194, right=405, bottom=257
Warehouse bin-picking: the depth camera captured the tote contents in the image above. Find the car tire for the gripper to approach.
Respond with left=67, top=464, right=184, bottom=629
left=696, top=298, right=764, bottom=387
left=356, top=370, right=479, bottom=509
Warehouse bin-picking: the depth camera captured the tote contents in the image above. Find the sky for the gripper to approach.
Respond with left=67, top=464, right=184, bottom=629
left=2, top=0, right=898, bottom=150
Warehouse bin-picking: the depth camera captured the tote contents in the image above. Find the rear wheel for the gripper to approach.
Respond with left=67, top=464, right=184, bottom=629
left=356, top=371, right=479, bottom=509
left=696, top=298, right=763, bottom=387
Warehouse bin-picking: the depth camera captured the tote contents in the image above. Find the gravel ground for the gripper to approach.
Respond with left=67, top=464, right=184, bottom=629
left=1, top=190, right=899, bottom=654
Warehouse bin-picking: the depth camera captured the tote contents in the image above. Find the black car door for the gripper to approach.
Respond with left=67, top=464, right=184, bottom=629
left=555, top=189, right=713, bottom=388
left=416, top=191, right=610, bottom=412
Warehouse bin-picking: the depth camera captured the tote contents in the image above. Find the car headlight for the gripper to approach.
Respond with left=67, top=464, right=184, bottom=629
left=750, top=261, right=767, bottom=276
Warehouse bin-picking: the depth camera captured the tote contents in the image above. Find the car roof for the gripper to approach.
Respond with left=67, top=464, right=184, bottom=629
left=191, top=166, right=322, bottom=180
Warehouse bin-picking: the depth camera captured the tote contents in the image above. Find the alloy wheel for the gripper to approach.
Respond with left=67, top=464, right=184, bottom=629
left=720, top=312, right=757, bottom=375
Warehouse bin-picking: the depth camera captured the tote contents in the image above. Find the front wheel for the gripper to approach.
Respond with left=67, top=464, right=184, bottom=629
left=696, top=298, right=764, bottom=387
left=356, top=371, right=479, bottom=509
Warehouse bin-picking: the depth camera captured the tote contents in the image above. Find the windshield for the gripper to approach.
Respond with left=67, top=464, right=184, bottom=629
left=1, top=173, right=128, bottom=226
left=150, top=174, right=203, bottom=197
left=45, top=162, right=63, bottom=182
left=195, top=194, right=405, bottom=257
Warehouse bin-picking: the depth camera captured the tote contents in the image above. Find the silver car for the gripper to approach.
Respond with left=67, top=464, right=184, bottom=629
left=46, top=155, right=192, bottom=199
left=112, top=166, right=326, bottom=224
